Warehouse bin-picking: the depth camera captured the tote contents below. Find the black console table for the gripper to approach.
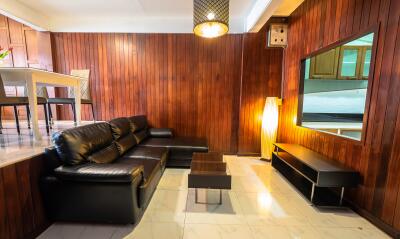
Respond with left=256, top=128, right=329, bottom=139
left=272, top=143, right=359, bottom=206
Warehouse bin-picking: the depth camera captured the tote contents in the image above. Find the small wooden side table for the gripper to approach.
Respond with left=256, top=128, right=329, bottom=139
left=188, top=152, right=231, bottom=204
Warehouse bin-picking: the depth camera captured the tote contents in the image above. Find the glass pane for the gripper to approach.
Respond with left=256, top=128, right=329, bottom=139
left=363, top=49, right=372, bottom=77
left=341, top=49, right=359, bottom=77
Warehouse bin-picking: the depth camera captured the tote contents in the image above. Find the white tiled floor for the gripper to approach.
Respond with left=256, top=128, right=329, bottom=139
left=37, top=156, right=390, bottom=239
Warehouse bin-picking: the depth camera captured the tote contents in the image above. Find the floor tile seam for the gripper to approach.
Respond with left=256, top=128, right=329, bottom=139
left=181, top=185, right=190, bottom=239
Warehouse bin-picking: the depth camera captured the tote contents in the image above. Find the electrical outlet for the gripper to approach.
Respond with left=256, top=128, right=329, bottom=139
left=268, top=24, right=288, bottom=48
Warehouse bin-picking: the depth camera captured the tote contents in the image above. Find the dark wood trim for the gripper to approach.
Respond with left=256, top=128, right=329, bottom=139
left=296, top=59, right=306, bottom=126
left=359, top=23, right=380, bottom=145
left=237, top=153, right=261, bottom=157
left=302, top=23, right=380, bottom=59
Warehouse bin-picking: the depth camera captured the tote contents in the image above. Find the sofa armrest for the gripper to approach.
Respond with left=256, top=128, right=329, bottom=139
left=149, top=128, right=173, bottom=138
left=54, top=163, right=144, bottom=183
left=44, top=147, right=63, bottom=174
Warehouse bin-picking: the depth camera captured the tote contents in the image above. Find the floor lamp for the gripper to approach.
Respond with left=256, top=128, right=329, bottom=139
left=261, top=97, right=282, bottom=162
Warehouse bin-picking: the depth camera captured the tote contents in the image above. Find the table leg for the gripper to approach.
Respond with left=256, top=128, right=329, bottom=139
left=73, top=83, right=81, bottom=126
left=26, top=77, right=41, bottom=141
left=310, top=183, right=315, bottom=203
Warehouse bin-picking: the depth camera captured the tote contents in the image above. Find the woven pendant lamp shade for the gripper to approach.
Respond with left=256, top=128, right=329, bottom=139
left=193, top=0, right=229, bottom=38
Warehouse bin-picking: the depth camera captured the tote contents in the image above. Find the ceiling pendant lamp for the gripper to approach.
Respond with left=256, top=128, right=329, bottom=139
left=193, top=0, right=229, bottom=38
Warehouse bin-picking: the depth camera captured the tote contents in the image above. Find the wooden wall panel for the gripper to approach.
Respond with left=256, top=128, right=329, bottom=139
left=0, top=155, right=50, bottom=239
left=52, top=24, right=283, bottom=154
left=279, top=0, right=400, bottom=236
left=0, top=15, right=14, bottom=120
left=0, top=15, right=12, bottom=67
left=25, top=30, right=39, bottom=68
left=7, top=18, right=27, bottom=68
left=52, top=33, right=243, bottom=153
left=238, top=23, right=283, bottom=155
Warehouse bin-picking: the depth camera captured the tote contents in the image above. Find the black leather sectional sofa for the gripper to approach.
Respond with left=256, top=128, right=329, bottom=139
left=41, top=115, right=208, bottom=224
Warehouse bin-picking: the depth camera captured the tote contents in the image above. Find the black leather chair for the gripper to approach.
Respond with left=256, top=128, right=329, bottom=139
left=41, top=116, right=208, bottom=224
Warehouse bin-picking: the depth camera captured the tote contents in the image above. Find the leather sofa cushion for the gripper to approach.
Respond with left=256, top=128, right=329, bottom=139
left=52, top=123, right=114, bottom=165
left=109, top=117, right=137, bottom=154
left=109, top=117, right=132, bottom=139
left=133, top=129, right=149, bottom=144
left=54, top=162, right=144, bottom=183
left=88, top=143, right=120, bottom=164
left=127, top=115, right=149, bottom=144
left=123, top=146, right=168, bottom=168
left=139, top=137, right=208, bottom=151
left=116, top=134, right=137, bottom=154
left=128, top=115, right=148, bottom=133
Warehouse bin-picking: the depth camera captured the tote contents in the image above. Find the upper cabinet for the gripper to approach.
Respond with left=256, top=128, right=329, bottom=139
left=0, top=14, right=53, bottom=71
left=360, top=47, right=372, bottom=79
left=338, top=46, right=371, bottom=80
left=338, top=46, right=360, bottom=79
left=309, top=48, right=339, bottom=79
left=309, top=45, right=371, bottom=80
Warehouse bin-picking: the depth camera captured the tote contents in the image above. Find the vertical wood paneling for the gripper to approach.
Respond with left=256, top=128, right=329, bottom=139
left=279, top=0, right=400, bottom=236
left=7, top=19, right=27, bottom=68
left=52, top=33, right=243, bottom=153
left=0, top=155, right=49, bottom=239
left=0, top=170, right=10, bottom=239
left=237, top=24, right=283, bottom=155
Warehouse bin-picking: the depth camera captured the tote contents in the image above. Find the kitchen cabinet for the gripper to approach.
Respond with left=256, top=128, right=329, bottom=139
left=338, top=46, right=371, bottom=80
left=309, top=48, right=340, bottom=79
left=309, top=46, right=371, bottom=80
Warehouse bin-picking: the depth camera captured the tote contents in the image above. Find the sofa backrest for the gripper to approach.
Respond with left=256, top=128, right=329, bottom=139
left=108, top=117, right=137, bottom=155
left=52, top=122, right=120, bottom=165
left=128, top=115, right=149, bottom=143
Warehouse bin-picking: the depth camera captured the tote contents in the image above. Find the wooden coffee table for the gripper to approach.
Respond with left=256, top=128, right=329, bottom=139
left=188, top=152, right=231, bottom=204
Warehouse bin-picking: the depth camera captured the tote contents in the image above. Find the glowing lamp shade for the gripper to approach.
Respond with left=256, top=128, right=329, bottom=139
left=193, top=0, right=229, bottom=38
left=261, top=97, right=281, bottom=160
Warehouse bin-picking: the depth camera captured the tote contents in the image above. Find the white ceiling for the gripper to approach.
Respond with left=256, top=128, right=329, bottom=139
left=6, top=0, right=303, bottom=33
left=17, top=0, right=255, bottom=18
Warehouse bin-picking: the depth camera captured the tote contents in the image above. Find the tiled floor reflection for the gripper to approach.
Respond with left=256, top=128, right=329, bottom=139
left=0, top=120, right=93, bottom=167
left=37, top=156, right=390, bottom=239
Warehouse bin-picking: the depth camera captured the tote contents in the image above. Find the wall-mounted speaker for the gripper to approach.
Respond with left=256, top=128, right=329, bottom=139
left=268, top=24, right=288, bottom=48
